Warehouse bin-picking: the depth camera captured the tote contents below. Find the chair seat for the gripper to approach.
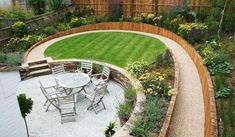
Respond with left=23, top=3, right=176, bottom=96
left=91, top=77, right=105, bottom=85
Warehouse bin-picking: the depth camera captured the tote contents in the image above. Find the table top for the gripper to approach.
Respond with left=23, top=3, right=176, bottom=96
left=57, top=73, right=90, bottom=89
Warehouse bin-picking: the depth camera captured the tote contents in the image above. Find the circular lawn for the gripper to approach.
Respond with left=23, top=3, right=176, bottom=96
left=45, top=32, right=166, bottom=67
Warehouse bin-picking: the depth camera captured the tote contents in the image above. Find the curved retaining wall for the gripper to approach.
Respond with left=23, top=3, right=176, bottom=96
left=23, top=22, right=217, bottom=137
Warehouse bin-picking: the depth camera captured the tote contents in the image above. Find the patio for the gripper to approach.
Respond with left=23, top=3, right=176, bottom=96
left=17, top=73, right=124, bottom=137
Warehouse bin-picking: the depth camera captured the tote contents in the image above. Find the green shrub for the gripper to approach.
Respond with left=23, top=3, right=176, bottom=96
left=131, top=96, right=164, bottom=136
left=47, top=0, right=63, bottom=11
left=6, top=52, right=22, bottom=65
left=42, top=26, right=58, bottom=36
left=155, top=49, right=173, bottom=67
left=126, top=61, right=149, bottom=79
left=11, top=21, right=28, bottom=38
left=69, top=17, right=87, bottom=28
left=54, top=23, right=70, bottom=32
left=178, top=22, right=208, bottom=44
left=117, top=102, right=133, bottom=121
left=0, top=4, right=34, bottom=20
left=124, top=88, right=135, bottom=102
left=27, top=0, right=45, bottom=15
left=208, top=61, right=233, bottom=76
left=0, top=52, right=7, bottom=63
left=5, top=34, right=45, bottom=52
left=139, top=72, right=173, bottom=98
left=216, top=87, right=231, bottom=99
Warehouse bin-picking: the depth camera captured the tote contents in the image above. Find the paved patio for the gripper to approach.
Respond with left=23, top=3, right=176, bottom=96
left=18, top=74, right=124, bottom=137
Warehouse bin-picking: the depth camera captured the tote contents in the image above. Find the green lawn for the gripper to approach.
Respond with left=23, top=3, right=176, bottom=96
left=45, top=32, right=166, bottom=67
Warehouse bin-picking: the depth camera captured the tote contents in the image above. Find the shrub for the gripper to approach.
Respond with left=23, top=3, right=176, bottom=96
left=178, top=22, right=208, bottom=44
left=27, top=0, right=45, bottom=15
left=47, top=0, right=63, bottom=11
left=117, top=102, right=133, bottom=122
left=126, top=61, right=149, bottom=79
left=42, top=26, right=58, bottom=36
left=0, top=52, right=7, bottom=63
left=6, top=52, right=22, bottom=65
left=0, top=4, right=34, bottom=20
left=216, top=87, right=232, bottom=99
left=69, top=17, right=87, bottom=28
left=139, top=72, right=173, bottom=98
left=131, top=96, right=165, bottom=136
left=11, top=21, right=28, bottom=38
left=124, top=88, right=135, bottom=103
left=5, top=34, right=45, bottom=52
left=155, top=50, right=173, bottom=67
left=54, top=23, right=70, bottom=32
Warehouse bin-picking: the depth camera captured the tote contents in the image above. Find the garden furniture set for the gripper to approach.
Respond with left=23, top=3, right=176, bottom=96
left=39, top=61, right=110, bottom=123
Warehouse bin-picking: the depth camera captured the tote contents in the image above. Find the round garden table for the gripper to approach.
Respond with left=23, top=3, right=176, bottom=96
left=56, top=73, right=90, bottom=95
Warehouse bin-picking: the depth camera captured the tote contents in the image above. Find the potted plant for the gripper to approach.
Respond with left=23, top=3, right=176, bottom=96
left=104, top=121, right=116, bottom=137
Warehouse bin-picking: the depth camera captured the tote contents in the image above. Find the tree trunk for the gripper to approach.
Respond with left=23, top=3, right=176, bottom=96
left=24, top=118, right=29, bottom=137
left=217, top=0, right=228, bottom=42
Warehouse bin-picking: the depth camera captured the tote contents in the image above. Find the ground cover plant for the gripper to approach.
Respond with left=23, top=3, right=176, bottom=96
left=45, top=32, right=167, bottom=67
left=127, top=50, right=174, bottom=136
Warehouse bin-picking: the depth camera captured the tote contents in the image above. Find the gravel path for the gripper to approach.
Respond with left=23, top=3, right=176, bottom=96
left=26, top=30, right=204, bottom=137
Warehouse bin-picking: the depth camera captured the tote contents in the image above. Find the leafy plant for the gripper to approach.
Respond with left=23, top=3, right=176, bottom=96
left=117, top=102, right=133, bottom=122
left=108, top=4, right=123, bottom=21
left=124, top=88, right=135, bottom=103
left=27, top=0, right=46, bottom=15
left=0, top=52, right=7, bottom=63
left=11, top=21, right=28, bottom=38
left=104, top=121, right=116, bottom=137
left=216, top=87, right=231, bottom=98
left=155, top=49, right=173, bottom=67
left=42, top=26, right=58, bottom=36
left=69, top=17, right=87, bottom=28
left=139, top=72, right=172, bottom=98
left=178, top=22, right=208, bottom=44
left=126, top=61, right=149, bottom=79
left=131, top=96, right=165, bottom=136
left=6, top=52, right=22, bottom=65
left=5, top=34, right=45, bottom=52
left=54, top=23, right=70, bottom=32
left=47, top=0, right=63, bottom=11
left=0, top=4, right=34, bottom=20
left=17, top=93, right=33, bottom=137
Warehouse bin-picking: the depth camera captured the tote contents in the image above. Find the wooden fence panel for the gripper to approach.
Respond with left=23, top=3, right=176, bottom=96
left=72, top=0, right=234, bottom=17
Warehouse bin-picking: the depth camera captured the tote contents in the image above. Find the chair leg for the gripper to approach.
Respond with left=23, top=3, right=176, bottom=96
left=101, top=100, right=106, bottom=110
left=44, top=100, right=48, bottom=106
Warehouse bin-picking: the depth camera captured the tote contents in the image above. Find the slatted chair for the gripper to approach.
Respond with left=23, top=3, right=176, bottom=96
left=83, top=82, right=108, bottom=114
left=58, top=95, right=77, bottom=124
left=39, top=80, right=65, bottom=112
left=76, top=61, right=93, bottom=76
left=91, top=66, right=110, bottom=86
left=51, top=64, right=65, bottom=75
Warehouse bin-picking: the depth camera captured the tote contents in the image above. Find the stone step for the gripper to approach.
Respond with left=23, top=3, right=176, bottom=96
left=29, top=63, right=49, bottom=71
left=28, top=59, right=48, bottom=66
left=28, top=68, right=51, bottom=77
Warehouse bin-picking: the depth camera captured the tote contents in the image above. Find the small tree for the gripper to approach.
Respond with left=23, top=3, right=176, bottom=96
left=17, top=93, right=33, bottom=137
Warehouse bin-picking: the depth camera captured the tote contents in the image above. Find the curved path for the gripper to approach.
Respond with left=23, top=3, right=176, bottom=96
left=26, top=30, right=204, bottom=137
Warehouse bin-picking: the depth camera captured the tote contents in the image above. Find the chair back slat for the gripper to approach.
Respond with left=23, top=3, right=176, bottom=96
left=81, top=61, right=92, bottom=70
left=102, top=66, right=110, bottom=79
left=52, top=64, right=65, bottom=75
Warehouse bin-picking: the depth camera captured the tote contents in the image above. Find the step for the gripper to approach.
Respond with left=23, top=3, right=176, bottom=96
left=29, top=63, right=49, bottom=71
left=28, top=68, right=51, bottom=77
left=28, top=59, right=48, bottom=66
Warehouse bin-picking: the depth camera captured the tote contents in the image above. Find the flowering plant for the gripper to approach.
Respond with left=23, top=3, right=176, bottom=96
left=139, top=72, right=173, bottom=98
